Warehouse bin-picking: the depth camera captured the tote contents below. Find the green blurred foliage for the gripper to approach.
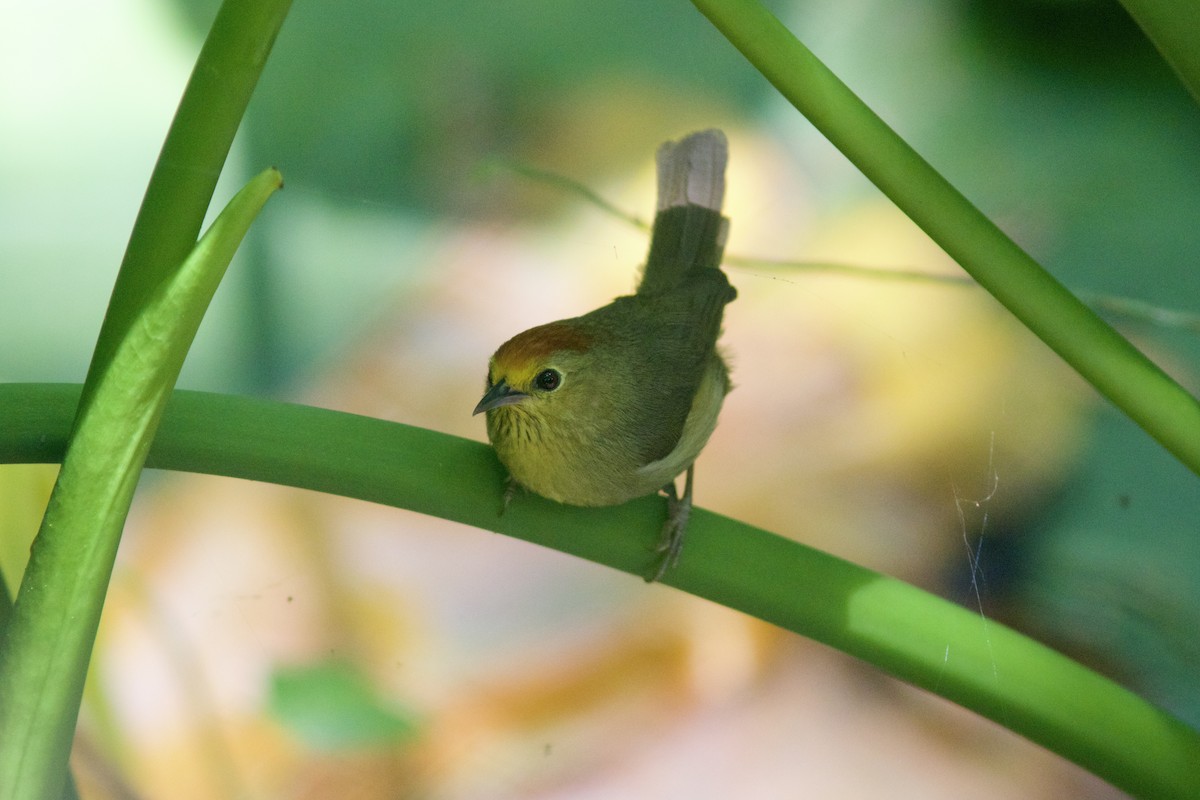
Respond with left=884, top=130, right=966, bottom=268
left=269, top=659, right=420, bottom=750
left=160, top=0, right=1198, bottom=728
left=172, top=0, right=776, bottom=214
left=962, top=0, right=1200, bottom=729
left=792, top=0, right=1200, bottom=726
left=1018, top=412, right=1200, bottom=726
left=164, top=0, right=784, bottom=390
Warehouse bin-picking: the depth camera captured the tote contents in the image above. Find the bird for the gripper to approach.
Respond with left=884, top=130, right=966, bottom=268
left=473, top=129, right=736, bottom=581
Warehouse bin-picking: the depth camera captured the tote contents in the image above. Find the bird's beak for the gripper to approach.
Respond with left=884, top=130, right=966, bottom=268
left=473, top=379, right=529, bottom=415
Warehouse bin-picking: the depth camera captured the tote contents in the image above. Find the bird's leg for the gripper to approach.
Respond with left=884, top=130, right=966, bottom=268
left=501, top=475, right=521, bottom=515
left=648, top=466, right=694, bottom=582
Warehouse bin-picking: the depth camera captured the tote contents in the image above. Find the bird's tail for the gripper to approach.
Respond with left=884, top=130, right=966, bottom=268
left=637, top=129, right=731, bottom=296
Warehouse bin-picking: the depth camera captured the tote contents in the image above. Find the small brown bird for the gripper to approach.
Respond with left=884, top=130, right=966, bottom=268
left=474, top=130, right=736, bottom=580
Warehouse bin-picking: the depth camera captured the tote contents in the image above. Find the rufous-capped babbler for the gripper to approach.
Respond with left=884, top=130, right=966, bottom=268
left=473, top=130, right=736, bottom=581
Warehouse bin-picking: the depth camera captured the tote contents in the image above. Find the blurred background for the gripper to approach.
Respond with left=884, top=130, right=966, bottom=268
left=2, top=0, right=1198, bottom=797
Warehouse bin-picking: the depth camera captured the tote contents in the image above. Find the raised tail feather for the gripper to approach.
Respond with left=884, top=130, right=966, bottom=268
left=638, top=130, right=731, bottom=296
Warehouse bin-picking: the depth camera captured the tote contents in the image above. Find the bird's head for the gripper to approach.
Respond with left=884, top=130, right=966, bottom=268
left=473, top=321, right=594, bottom=419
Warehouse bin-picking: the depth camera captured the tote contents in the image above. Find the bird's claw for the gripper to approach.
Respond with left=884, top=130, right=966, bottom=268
left=500, top=475, right=520, bottom=515
left=646, top=467, right=694, bottom=583
left=649, top=507, right=689, bottom=582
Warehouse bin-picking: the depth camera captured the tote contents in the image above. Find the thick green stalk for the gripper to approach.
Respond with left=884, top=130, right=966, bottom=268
left=1, top=384, right=1197, bottom=800
left=689, top=0, right=1200, bottom=476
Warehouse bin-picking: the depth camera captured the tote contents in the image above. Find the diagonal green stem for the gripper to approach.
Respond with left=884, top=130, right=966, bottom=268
left=1118, top=0, right=1200, bottom=104
left=0, top=383, right=1197, bottom=800
left=79, top=0, right=292, bottom=413
left=689, top=0, right=1200, bottom=476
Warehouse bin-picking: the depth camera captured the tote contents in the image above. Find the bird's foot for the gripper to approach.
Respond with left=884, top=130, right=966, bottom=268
left=647, top=467, right=694, bottom=582
left=501, top=475, right=521, bottom=515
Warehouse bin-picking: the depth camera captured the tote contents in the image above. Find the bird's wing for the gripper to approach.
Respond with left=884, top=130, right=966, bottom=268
left=594, top=129, right=737, bottom=466
left=590, top=271, right=734, bottom=465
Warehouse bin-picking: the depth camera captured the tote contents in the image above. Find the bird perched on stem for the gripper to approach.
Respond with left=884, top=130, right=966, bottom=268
left=473, top=130, right=736, bottom=581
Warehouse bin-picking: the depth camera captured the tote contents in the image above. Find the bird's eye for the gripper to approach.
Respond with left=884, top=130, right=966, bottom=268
left=534, top=368, right=561, bottom=392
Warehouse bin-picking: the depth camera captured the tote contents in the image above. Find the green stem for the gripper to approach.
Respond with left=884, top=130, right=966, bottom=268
left=1118, top=0, right=1200, bottom=104
left=80, top=0, right=292, bottom=412
left=689, top=0, right=1200, bottom=476
left=2, top=384, right=1197, bottom=800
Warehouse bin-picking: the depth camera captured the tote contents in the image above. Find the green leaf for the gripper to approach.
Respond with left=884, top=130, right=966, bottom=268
left=0, top=0, right=290, bottom=793
left=269, top=659, right=420, bottom=750
left=0, top=169, right=281, bottom=800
